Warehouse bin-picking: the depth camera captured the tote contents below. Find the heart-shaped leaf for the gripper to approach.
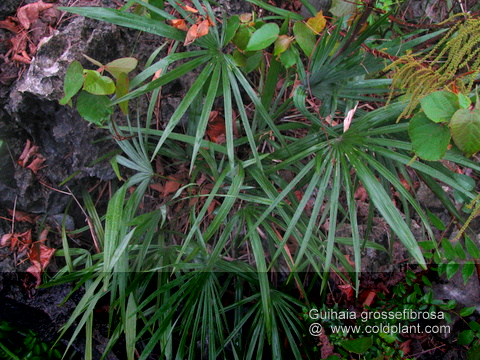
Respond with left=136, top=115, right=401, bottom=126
left=76, top=91, right=113, bottom=125
left=420, top=91, right=459, bottom=123
left=409, top=112, right=451, bottom=160
left=83, top=70, right=115, bottom=95
left=105, top=57, right=138, bottom=79
left=450, top=108, right=480, bottom=156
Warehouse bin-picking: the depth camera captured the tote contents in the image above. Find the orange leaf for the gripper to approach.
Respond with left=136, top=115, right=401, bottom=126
left=8, top=209, right=36, bottom=224
left=362, top=290, right=377, bottom=308
left=197, top=18, right=210, bottom=37
left=179, top=4, right=198, bottom=13
left=18, top=139, right=38, bottom=167
left=17, top=0, right=53, bottom=30
left=338, top=284, right=354, bottom=301
left=207, top=112, right=226, bottom=144
left=27, top=243, right=56, bottom=287
left=184, top=23, right=198, bottom=46
left=170, top=18, right=188, bottom=31
left=0, top=17, right=21, bottom=33
left=163, top=175, right=182, bottom=197
left=26, top=155, right=46, bottom=173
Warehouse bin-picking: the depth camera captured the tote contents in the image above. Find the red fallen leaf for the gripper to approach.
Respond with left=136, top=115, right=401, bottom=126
left=338, top=284, right=354, bottom=301
left=170, top=18, right=188, bottom=31
left=206, top=15, right=215, bottom=26
left=17, top=0, right=53, bottom=30
left=0, top=17, right=21, bottom=33
left=27, top=243, right=56, bottom=287
left=399, top=339, right=411, bottom=355
left=149, top=183, right=164, bottom=193
left=0, top=233, right=13, bottom=248
left=8, top=209, right=36, bottom=224
left=197, top=18, right=210, bottom=37
left=17, top=229, right=33, bottom=252
left=184, top=23, right=199, bottom=46
left=354, top=185, right=368, bottom=202
left=207, top=112, right=226, bottom=144
left=400, top=178, right=411, bottom=192
left=294, top=190, right=303, bottom=201
left=362, top=289, right=377, bottom=308
left=18, top=139, right=38, bottom=167
left=162, top=174, right=183, bottom=197
left=26, top=154, right=46, bottom=173
left=179, top=3, right=198, bottom=13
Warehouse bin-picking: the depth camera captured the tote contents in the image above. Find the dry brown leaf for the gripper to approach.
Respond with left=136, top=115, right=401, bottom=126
left=17, top=0, right=53, bottom=30
left=362, top=289, right=376, bottom=308
left=184, top=23, right=198, bottom=46
left=170, top=18, right=188, bottom=31
left=239, top=13, right=252, bottom=23
left=206, top=112, right=226, bottom=144
left=27, top=243, right=56, bottom=286
left=8, top=209, right=36, bottom=224
left=26, top=154, right=46, bottom=173
left=0, top=233, right=13, bottom=248
left=18, top=139, right=38, bottom=167
left=149, top=183, right=164, bottom=193
left=0, top=17, right=21, bottom=33
left=338, top=284, right=354, bottom=301
left=179, top=4, right=198, bottom=13
left=197, top=18, right=210, bottom=37
left=163, top=175, right=182, bottom=197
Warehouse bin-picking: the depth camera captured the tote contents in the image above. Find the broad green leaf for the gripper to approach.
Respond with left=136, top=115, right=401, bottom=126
left=468, top=345, right=480, bottom=360
left=232, top=25, right=251, bottom=50
left=426, top=209, right=445, bottom=230
left=340, top=337, right=373, bottom=354
left=409, top=112, right=450, bottom=161
left=105, top=57, right=138, bottom=79
left=243, top=51, right=263, bottom=73
left=450, top=108, right=480, bottom=156
left=116, top=73, right=130, bottom=115
left=274, top=35, right=293, bottom=56
left=455, top=241, right=466, bottom=260
left=60, top=61, right=84, bottom=105
left=293, top=21, right=315, bottom=57
left=441, top=238, right=456, bottom=261
left=232, top=49, right=247, bottom=67
left=458, top=93, right=472, bottom=109
left=83, top=70, right=116, bottom=95
left=420, top=91, right=458, bottom=123
left=466, top=236, right=480, bottom=258
left=279, top=47, right=297, bottom=68
left=460, top=307, right=476, bottom=317
left=245, top=23, right=279, bottom=51
left=463, top=261, right=475, bottom=284
left=445, top=261, right=459, bottom=279
left=223, top=15, right=240, bottom=46
left=458, top=330, right=474, bottom=345
left=76, top=91, right=113, bottom=125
